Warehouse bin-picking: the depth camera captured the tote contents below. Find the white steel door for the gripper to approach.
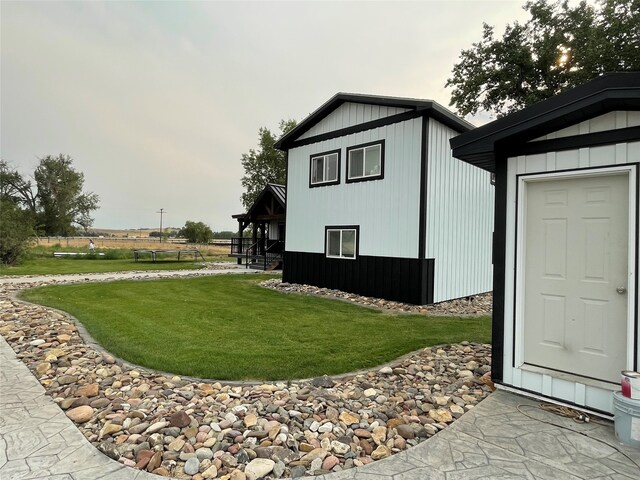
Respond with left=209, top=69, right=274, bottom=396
left=523, top=173, right=629, bottom=384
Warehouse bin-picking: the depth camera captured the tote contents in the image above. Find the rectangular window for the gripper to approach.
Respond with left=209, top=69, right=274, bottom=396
left=310, top=150, right=340, bottom=187
left=325, top=226, right=358, bottom=259
left=347, top=141, right=384, bottom=182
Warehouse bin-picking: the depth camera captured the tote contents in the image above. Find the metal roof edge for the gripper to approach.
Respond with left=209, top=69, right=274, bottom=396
left=276, top=93, right=471, bottom=149
left=451, top=73, right=640, bottom=157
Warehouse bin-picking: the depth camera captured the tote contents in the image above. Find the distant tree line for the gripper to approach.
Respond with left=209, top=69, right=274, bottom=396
left=1, top=155, right=99, bottom=265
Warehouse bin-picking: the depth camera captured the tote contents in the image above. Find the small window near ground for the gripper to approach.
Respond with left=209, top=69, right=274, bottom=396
left=347, top=141, right=384, bottom=182
left=310, top=150, right=340, bottom=187
left=326, top=227, right=358, bottom=259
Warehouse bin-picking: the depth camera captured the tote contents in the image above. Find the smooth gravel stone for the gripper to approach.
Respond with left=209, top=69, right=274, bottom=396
left=273, top=460, right=286, bottom=478
left=58, top=375, right=78, bottom=385
left=196, top=447, right=213, bottom=460
left=245, top=458, right=275, bottom=478
left=164, top=427, right=181, bottom=437
left=129, top=422, right=150, bottom=434
left=396, top=424, right=415, bottom=439
left=66, top=405, right=93, bottom=423
left=184, top=457, right=200, bottom=475
left=290, top=465, right=307, bottom=478
left=169, top=411, right=191, bottom=428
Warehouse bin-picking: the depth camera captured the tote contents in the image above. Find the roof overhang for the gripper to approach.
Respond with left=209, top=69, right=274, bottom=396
left=275, top=92, right=474, bottom=150
left=231, top=184, right=286, bottom=223
left=450, top=72, right=640, bottom=172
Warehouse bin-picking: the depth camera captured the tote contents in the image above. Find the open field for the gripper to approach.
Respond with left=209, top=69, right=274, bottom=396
left=20, top=274, right=492, bottom=380
left=35, top=237, right=229, bottom=256
left=0, top=243, right=233, bottom=276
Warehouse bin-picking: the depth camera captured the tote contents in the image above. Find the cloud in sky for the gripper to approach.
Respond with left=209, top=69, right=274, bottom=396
left=1, top=1, right=528, bottom=231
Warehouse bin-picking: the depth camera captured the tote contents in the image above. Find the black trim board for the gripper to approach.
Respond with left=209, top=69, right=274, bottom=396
left=286, top=110, right=422, bottom=150
left=506, top=125, right=640, bottom=157
left=491, top=157, right=508, bottom=383
left=450, top=72, right=640, bottom=171
left=283, top=152, right=289, bottom=250
left=418, top=117, right=429, bottom=260
left=276, top=93, right=473, bottom=150
left=283, top=251, right=435, bottom=305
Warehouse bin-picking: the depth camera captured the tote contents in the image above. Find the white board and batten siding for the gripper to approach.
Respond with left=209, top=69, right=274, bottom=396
left=425, top=120, right=494, bottom=303
left=286, top=117, right=423, bottom=258
left=297, top=103, right=411, bottom=141
left=502, top=111, right=640, bottom=413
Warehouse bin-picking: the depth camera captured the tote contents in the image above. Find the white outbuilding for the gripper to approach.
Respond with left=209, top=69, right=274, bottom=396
left=451, top=73, right=640, bottom=414
left=275, top=93, right=494, bottom=305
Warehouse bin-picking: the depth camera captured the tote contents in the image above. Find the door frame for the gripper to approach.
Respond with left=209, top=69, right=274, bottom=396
left=514, top=164, right=638, bottom=385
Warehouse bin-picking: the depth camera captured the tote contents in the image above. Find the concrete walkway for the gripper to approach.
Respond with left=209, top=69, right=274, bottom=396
left=1, top=270, right=639, bottom=479
left=2, top=332, right=638, bottom=479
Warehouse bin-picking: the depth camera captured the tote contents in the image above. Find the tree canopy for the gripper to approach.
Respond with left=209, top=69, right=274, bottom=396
left=446, top=0, right=640, bottom=118
left=1, top=155, right=100, bottom=236
left=179, top=221, right=213, bottom=244
left=240, top=119, right=296, bottom=210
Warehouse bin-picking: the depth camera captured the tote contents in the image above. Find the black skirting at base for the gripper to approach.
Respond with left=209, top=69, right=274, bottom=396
left=283, top=251, right=434, bottom=305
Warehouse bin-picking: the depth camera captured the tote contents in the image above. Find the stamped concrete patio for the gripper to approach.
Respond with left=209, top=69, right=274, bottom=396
left=1, top=331, right=638, bottom=479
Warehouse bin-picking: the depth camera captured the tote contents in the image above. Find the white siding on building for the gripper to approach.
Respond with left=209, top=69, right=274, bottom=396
left=286, top=118, right=422, bottom=258
left=503, top=116, right=640, bottom=413
left=298, top=103, right=411, bottom=141
left=531, top=111, right=640, bottom=141
left=425, top=120, right=494, bottom=302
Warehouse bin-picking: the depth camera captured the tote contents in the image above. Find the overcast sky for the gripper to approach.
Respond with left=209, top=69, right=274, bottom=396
left=1, top=0, right=530, bottom=231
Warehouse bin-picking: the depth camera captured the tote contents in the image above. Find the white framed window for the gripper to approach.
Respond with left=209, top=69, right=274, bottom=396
left=346, top=140, right=384, bottom=182
left=310, top=150, right=340, bottom=187
left=326, top=226, right=358, bottom=259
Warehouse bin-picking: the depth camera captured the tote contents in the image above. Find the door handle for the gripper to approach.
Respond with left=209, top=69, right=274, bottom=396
left=616, top=287, right=627, bottom=294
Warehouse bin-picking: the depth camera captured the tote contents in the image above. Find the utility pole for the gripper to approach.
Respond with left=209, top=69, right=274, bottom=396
left=157, top=208, right=165, bottom=243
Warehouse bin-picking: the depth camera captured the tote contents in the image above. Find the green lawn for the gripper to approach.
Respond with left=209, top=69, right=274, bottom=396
left=20, top=275, right=491, bottom=380
left=0, top=257, right=207, bottom=276
left=0, top=246, right=230, bottom=276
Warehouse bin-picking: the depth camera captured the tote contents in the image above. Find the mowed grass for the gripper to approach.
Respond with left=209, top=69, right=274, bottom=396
left=0, top=245, right=232, bottom=276
left=0, top=257, right=207, bottom=276
left=20, top=275, right=491, bottom=380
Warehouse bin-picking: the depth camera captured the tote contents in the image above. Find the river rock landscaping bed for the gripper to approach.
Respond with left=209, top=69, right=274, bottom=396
left=260, top=279, right=492, bottom=317
left=0, top=279, right=492, bottom=480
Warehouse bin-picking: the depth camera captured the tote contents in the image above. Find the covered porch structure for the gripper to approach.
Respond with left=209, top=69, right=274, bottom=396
left=230, top=183, right=285, bottom=270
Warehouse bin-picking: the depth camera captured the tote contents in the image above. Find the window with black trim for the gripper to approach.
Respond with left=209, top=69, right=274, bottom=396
left=346, top=140, right=384, bottom=182
left=310, top=150, right=340, bottom=187
left=325, top=226, right=358, bottom=259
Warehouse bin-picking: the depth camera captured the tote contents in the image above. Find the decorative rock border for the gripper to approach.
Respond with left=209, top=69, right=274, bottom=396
left=260, top=279, right=493, bottom=317
left=0, top=277, right=493, bottom=480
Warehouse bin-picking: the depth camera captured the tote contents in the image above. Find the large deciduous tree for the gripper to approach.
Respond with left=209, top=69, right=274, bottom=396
left=240, top=119, right=296, bottom=210
left=179, top=221, right=213, bottom=244
left=0, top=160, right=36, bottom=264
left=33, top=155, right=100, bottom=236
left=446, top=0, right=640, bottom=118
left=0, top=155, right=100, bottom=236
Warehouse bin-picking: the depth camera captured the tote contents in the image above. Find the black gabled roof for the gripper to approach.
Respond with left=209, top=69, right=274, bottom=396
left=451, top=72, right=640, bottom=172
left=275, top=92, right=474, bottom=150
left=268, top=183, right=286, bottom=206
left=232, top=183, right=286, bottom=221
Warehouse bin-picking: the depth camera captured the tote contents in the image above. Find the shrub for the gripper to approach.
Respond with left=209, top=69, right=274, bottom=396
left=0, top=200, right=35, bottom=265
